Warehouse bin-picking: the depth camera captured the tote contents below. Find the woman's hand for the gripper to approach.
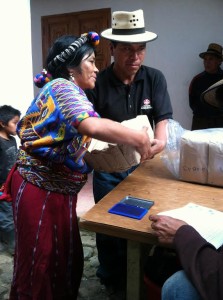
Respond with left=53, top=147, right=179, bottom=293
left=149, top=214, right=187, bottom=245
left=79, top=118, right=152, bottom=161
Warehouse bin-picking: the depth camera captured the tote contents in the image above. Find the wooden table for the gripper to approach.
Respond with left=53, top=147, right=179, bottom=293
left=79, top=156, right=223, bottom=299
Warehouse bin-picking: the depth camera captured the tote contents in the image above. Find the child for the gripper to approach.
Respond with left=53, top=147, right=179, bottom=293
left=0, top=105, right=21, bottom=255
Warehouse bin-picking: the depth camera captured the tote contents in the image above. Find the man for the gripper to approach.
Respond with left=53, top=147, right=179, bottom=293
left=189, top=43, right=223, bottom=130
left=150, top=79, right=223, bottom=300
left=86, top=9, right=173, bottom=293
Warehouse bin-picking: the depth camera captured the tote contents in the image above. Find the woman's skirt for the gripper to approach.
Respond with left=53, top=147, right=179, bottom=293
left=9, top=170, right=83, bottom=300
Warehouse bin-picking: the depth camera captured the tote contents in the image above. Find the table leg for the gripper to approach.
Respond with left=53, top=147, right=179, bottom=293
left=126, top=240, right=141, bottom=300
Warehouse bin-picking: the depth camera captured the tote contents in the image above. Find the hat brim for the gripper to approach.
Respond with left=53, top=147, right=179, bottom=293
left=199, top=51, right=223, bottom=60
left=201, top=79, right=223, bottom=108
left=101, top=28, right=158, bottom=43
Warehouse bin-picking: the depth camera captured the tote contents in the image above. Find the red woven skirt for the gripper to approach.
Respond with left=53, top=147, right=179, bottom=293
left=9, top=170, right=83, bottom=300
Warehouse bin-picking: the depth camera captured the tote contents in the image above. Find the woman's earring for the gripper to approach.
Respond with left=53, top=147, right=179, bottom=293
left=70, top=73, right=74, bottom=82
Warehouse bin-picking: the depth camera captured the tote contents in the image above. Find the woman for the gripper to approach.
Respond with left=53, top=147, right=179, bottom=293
left=7, top=32, right=151, bottom=300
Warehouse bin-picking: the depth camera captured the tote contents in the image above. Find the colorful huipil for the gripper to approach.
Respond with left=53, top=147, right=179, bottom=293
left=16, top=78, right=100, bottom=194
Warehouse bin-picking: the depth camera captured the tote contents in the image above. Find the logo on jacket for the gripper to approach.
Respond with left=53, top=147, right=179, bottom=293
left=141, top=99, right=152, bottom=110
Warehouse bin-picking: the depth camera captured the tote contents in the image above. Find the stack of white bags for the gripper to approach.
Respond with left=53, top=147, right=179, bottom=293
left=162, top=120, right=223, bottom=187
left=179, top=128, right=223, bottom=187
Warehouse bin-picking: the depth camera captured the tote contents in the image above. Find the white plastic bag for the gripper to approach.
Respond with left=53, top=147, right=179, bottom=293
left=161, top=119, right=187, bottom=178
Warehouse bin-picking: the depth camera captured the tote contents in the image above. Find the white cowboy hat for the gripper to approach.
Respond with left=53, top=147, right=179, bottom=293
left=202, top=79, right=223, bottom=108
left=101, top=9, right=157, bottom=43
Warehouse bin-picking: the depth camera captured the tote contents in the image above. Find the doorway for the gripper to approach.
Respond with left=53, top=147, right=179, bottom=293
left=41, top=8, right=111, bottom=71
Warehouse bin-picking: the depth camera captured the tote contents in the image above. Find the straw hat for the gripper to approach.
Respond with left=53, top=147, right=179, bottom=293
left=101, top=9, right=157, bottom=43
left=199, top=43, right=223, bottom=60
left=201, top=79, right=223, bottom=108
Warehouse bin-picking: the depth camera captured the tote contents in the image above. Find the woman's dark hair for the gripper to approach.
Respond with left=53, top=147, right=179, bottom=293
left=46, top=35, right=95, bottom=80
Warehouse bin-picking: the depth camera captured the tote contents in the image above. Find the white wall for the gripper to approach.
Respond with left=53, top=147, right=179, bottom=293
left=0, top=0, right=33, bottom=117
left=31, top=0, right=223, bottom=129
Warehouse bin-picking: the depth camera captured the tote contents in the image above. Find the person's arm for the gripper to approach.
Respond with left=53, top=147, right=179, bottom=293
left=189, top=75, right=203, bottom=112
left=146, top=69, right=172, bottom=158
left=174, top=225, right=223, bottom=300
left=78, top=117, right=152, bottom=162
left=189, top=79, right=197, bottom=111
left=150, top=119, right=168, bottom=158
left=149, top=214, right=223, bottom=300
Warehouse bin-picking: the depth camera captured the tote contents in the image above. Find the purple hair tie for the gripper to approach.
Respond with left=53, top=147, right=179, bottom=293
left=34, top=69, right=53, bottom=88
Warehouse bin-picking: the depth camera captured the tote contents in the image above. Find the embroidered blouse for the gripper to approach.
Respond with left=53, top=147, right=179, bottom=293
left=16, top=78, right=100, bottom=194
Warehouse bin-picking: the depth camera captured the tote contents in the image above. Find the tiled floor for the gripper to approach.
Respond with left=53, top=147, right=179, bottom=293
left=77, top=172, right=95, bottom=217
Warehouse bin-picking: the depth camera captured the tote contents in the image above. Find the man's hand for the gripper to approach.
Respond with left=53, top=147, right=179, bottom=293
left=150, top=138, right=166, bottom=158
left=136, top=127, right=152, bottom=162
left=149, top=119, right=168, bottom=159
left=149, top=214, right=187, bottom=245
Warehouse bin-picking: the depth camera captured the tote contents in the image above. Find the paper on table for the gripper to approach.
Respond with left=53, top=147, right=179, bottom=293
left=158, top=203, right=223, bottom=249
